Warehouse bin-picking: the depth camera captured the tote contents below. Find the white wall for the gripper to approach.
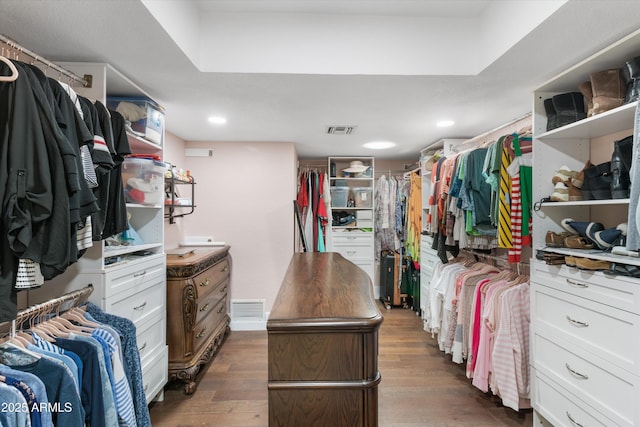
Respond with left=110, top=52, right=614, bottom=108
left=175, top=141, right=298, bottom=329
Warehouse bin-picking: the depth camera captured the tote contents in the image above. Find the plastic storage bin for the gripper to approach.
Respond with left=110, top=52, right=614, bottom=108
left=330, top=186, right=350, bottom=207
left=107, top=96, right=165, bottom=146
left=122, top=158, right=167, bottom=205
left=353, top=187, right=373, bottom=207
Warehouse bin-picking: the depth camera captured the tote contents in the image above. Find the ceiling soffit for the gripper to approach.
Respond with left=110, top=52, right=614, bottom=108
left=142, top=0, right=567, bottom=75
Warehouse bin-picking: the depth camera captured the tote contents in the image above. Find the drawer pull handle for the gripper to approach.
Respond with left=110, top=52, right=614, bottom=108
left=144, top=384, right=148, bottom=392
left=133, top=270, right=147, bottom=278
left=196, top=327, right=206, bottom=339
left=217, top=305, right=225, bottom=313
left=138, top=342, right=147, bottom=352
left=200, top=303, right=210, bottom=312
left=346, top=250, right=356, bottom=255
left=566, top=411, right=585, bottom=427
left=222, top=265, right=228, bottom=272
left=566, top=279, right=589, bottom=288
left=133, top=301, right=147, bottom=311
left=565, top=363, right=589, bottom=380
left=220, top=286, right=227, bottom=293
left=566, top=315, right=589, bottom=327
left=200, top=278, right=210, bottom=287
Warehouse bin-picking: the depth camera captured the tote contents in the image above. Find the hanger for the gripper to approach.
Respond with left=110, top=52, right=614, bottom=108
left=61, top=306, right=100, bottom=328
left=0, top=55, right=18, bottom=82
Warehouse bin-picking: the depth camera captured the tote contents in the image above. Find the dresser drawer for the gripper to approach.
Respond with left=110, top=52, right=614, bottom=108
left=136, top=318, right=166, bottom=365
left=192, top=296, right=228, bottom=356
left=534, top=333, right=638, bottom=426
left=106, top=277, right=165, bottom=329
left=533, top=369, right=616, bottom=427
left=532, top=283, right=640, bottom=375
left=104, top=255, right=165, bottom=299
left=533, top=260, right=640, bottom=313
left=195, top=278, right=229, bottom=326
left=142, top=345, right=168, bottom=404
left=193, top=257, right=230, bottom=300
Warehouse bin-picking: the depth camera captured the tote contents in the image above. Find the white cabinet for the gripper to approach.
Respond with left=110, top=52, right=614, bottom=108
left=531, top=30, right=640, bottom=426
left=50, top=62, right=168, bottom=403
left=328, top=157, right=375, bottom=284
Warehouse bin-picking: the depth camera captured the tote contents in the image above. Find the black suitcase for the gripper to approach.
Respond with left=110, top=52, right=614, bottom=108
left=380, top=251, right=402, bottom=309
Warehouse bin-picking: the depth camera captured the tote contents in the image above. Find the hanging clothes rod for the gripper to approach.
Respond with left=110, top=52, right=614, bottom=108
left=3, top=284, right=94, bottom=334
left=0, top=34, right=92, bottom=87
left=453, top=113, right=532, bottom=152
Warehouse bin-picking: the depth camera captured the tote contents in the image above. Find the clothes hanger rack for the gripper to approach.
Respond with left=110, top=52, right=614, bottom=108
left=0, top=284, right=94, bottom=340
left=0, top=34, right=91, bottom=87
left=459, top=248, right=529, bottom=275
left=452, top=113, right=532, bottom=153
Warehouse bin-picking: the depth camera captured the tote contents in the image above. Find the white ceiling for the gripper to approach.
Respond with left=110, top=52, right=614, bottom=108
left=2, top=0, right=640, bottom=160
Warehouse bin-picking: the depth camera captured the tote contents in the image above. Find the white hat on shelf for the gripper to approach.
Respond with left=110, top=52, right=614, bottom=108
left=342, top=161, right=369, bottom=173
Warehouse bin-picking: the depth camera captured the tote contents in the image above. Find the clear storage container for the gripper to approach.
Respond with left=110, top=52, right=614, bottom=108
left=122, top=158, right=166, bottom=205
left=353, top=187, right=373, bottom=207
left=330, top=186, right=350, bottom=207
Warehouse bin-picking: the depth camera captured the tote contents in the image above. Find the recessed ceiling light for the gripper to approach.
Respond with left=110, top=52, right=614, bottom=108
left=363, top=141, right=397, bottom=150
left=437, top=120, right=455, bottom=127
left=208, top=116, right=227, bottom=125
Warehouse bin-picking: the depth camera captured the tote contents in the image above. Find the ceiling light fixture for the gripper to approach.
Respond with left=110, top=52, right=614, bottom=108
left=437, top=119, right=455, bottom=127
left=363, top=141, right=396, bottom=150
left=208, top=116, right=227, bottom=125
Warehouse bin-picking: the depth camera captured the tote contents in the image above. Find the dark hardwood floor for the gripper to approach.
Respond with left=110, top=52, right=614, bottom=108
left=149, top=301, right=533, bottom=426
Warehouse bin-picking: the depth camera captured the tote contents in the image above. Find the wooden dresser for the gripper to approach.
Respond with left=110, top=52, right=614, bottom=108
left=166, top=246, right=231, bottom=394
left=267, top=252, right=383, bottom=427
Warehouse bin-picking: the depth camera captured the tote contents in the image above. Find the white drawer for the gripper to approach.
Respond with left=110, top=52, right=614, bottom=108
left=420, top=234, right=434, bottom=247
left=533, top=369, right=616, bottom=427
left=136, top=318, right=166, bottom=365
left=333, top=244, right=372, bottom=259
left=104, top=255, right=166, bottom=299
left=532, top=283, right=640, bottom=375
left=534, top=333, right=638, bottom=426
left=420, top=255, right=439, bottom=272
left=106, top=278, right=165, bottom=329
left=332, top=233, right=374, bottom=245
left=142, top=345, right=168, bottom=404
left=533, top=260, right=640, bottom=313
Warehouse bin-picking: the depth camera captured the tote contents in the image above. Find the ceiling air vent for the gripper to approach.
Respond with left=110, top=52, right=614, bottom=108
left=326, top=125, right=356, bottom=135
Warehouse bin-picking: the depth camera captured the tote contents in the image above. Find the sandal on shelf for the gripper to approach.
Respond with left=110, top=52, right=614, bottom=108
left=545, top=231, right=575, bottom=247
left=542, top=252, right=566, bottom=265
left=564, top=256, right=578, bottom=267
left=564, top=235, right=595, bottom=249
left=604, top=263, right=640, bottom=278
left=574, top=257, right=611, bottom=270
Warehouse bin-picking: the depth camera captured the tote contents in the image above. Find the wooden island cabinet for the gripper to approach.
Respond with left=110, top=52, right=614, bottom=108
left=267, top=252, right=383, bottom=427
left=165, top=246, right=231, bottom=394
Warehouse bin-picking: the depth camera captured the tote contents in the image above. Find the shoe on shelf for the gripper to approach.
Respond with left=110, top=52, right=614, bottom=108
left=561, top=219, right=604, bottom=241
left=567, top=179, right=583, bottom=201
left=550, top=182, right=569, bottom=202
left=564, top=235, right=595, bottom=249
left=574, top=257, right=611, bottom=271
left=588, top=223, right=627, bottom=250
left=552, top=166, right=578, bottom=184
left=564, top=256, right=579, bottom=267
left=545, top=231, right=575, bottom=247
left=590, top=68, right=626, bottom=115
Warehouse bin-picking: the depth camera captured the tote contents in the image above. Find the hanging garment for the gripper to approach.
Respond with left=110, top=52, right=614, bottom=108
left=85, top=303, right=152, bottom=427
left=497, top=136, right=515, bottom=248
left=507, top=135, right=533, bottom=263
